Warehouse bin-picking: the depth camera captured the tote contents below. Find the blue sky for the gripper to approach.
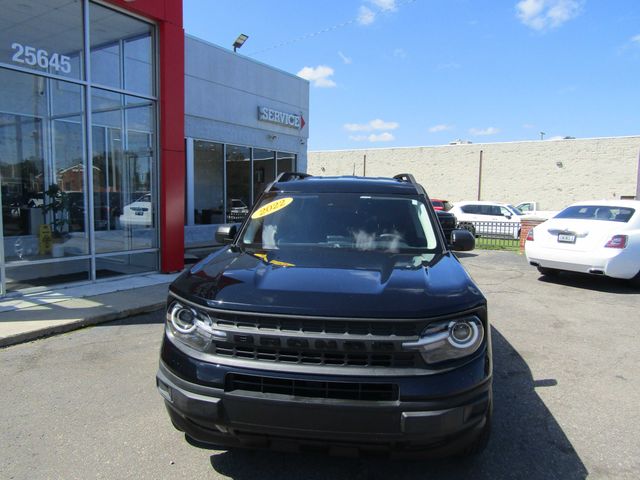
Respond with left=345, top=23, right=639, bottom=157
left=184, top=0, right=640, bottom=151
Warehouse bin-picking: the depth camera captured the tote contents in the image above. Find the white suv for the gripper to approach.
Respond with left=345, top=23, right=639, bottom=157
left=450, top=201, right=522, bottom=239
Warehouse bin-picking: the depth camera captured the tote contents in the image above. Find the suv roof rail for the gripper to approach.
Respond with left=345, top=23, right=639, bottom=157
left=393, top=173, right=418, bottom=185
left=275, top=171, right=312, bottom=183
left=263, top=171, right=312, bottom=193
left=393, top=173, right=429, bottom=198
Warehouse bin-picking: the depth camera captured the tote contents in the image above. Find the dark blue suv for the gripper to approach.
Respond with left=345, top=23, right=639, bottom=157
left=157, top=173, right=492, bottom=458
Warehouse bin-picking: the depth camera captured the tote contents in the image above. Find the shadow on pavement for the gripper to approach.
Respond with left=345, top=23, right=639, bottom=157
left=453, top=252, right=478, bottom=258
left=207, top=327, right=587, bottom=480
left=537, top=271, right=639, bottom=295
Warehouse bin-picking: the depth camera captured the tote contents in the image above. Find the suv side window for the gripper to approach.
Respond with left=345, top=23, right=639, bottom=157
left=477, top=205, right=492, bottom=216
left=461, top=204, right=478, bottom=214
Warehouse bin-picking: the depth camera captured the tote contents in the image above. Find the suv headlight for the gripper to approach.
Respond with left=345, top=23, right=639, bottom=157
left=402, top=316, right=484, bottom=364
left=167, top=300, right=227, bottom=351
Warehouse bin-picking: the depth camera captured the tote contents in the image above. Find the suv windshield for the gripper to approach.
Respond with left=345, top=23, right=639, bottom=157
left=241, top=193, right=439, bottom=252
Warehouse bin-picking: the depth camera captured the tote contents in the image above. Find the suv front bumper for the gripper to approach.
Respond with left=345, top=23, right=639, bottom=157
left=156, top=358, right=492, bottom=458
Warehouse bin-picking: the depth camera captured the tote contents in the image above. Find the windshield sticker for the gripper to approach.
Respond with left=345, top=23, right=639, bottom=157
left=251, top=197, right=294, bottom=219
left=251, top=252, right=295, bottom=268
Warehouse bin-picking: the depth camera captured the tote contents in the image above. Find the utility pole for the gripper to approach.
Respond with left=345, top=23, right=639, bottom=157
left=540, top=131, right=545, bottom=140
left=477, top=150, right=483, bottom=200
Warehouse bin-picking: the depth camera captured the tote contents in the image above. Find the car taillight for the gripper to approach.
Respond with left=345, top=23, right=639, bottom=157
left=526, top=229, right=534, bottom=241
left=604, top=235, right=627, bottom=249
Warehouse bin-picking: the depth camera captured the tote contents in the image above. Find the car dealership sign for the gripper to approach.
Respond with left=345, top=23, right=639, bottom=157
left=258, top=106, right=305, bottom=130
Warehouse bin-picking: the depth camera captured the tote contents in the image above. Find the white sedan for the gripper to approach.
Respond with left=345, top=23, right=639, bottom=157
left=525, top=200, right=640, bottom=286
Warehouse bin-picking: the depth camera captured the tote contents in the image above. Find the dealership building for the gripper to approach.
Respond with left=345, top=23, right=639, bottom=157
left=0, top=0, right=309, bottom=295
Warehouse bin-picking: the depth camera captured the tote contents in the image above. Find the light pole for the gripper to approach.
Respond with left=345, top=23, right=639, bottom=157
left=540, top=131, right=545, bottom=140
left=233, top=34, right=248, bottom=53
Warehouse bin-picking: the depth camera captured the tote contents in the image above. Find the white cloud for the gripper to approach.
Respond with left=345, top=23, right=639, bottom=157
left=393, top=48, right=407, bottom=58
left=631, top=34, right=640, bottom=44
left=516, top=0, right=583, bottom=31
left=470, top=127, right=500, bottom=136
left=371, top=0, right=397, bottom=12
left=338, top=51, right=352, bottom=64
left=523, top=123, right=536, bottom=129
left=357, top=6, right=376, bottom=25
left=429, top=124, right=453, bottom=133
left=344, top=119, right=399, bottom=132
left=349, top=132, right=395, bottom=142
left=296, top=65, right=336, bottom=87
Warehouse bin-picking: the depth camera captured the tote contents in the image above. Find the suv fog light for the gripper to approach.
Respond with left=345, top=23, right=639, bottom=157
left=169, top=303, right=197, bottom=334
left=402, top=316, right=484, bottom=364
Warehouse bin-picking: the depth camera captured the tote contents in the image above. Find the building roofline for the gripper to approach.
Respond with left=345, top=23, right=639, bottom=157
left=185, top=34, right=310, bottom=85
left=309, top=134, right=640, bottom=154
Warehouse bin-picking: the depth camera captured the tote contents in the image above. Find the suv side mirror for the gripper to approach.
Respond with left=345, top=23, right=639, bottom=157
left=215, top=223, right=240, bottom=244
left=504, top=213, right=512, bottom=219
left=450, top=229, right=475, bottom=251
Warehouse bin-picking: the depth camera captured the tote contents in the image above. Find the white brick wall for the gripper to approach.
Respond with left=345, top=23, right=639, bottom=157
left=308, top=136, right=640, bottom=210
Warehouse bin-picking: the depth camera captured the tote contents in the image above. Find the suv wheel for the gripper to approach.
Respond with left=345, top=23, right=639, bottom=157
left=629, top=271, right=640, bottom=289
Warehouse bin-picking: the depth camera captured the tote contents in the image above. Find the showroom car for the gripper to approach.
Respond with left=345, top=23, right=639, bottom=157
left=525, top=200, right=640, bottom=286
left=119, top=193, right=152, bottom=227
left=449, top=201, right=522, bottom=239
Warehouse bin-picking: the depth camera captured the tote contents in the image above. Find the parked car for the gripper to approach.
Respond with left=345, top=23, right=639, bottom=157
left=525, top=200, right=640, bottom=286
left=226, top=198, right=249, bottom=222
left=435, top=209, right=457, bottom=244
left=449, top=201, right=522, bottom=239
left=515, top=201, right=559, bottom=220
left=431, top=198, right=453, bottom=211
left=157, top=173, right=491, bottom=458
left=119, top=193, right=152, bottom=227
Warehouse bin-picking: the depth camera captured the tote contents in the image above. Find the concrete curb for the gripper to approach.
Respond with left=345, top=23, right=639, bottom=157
left=0, top=302, right=165, bottom=349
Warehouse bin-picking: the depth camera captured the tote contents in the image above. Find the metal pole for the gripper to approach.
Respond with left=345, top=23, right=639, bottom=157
left=636, top=149, right=640, bottom=200
left=363, top=154, right=366, bottom=177
left=477, top=149, right=483, bottom=200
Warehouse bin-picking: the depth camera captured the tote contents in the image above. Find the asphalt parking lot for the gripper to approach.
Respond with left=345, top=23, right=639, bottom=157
left=1, top=250, right=639, bottom=480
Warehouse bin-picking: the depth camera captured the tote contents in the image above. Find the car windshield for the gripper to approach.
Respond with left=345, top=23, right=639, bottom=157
left=241, top=193, right=440, bottom=252
left=506, top=205, right=523, bottom=215
left=555, top=205, right=635, bottom=222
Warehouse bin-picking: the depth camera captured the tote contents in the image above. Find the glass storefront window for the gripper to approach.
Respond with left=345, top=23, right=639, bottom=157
left=1, top=68, right=88, bottom=265
left=253, top=149, right=275, bottom=201
left=89, top=2, right=155, bottom=96
left=277, top=152, right=296, bottom=175
left=0, top=0, right=84, bottom=80
left=194, top=141, right=224, bottom=225
left=226, top=145, right=251, bottom=223
left=91, top=88, right=156, bottom=254
left=0, top=2, right=158, bottom=295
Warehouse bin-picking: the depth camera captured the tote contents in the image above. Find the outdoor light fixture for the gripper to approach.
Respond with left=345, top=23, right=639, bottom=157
left=233, top=34, right=249, bottom=52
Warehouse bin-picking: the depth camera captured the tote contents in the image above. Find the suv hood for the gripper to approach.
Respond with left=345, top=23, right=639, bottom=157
left=171, top=247, right=484, bottom=318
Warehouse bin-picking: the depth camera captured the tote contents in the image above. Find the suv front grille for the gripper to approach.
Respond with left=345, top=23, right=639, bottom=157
left=213, top=342, right=418, bottom=368
left=226, top=373, right=399, bottom=401
left=210, top=312, right=419, bottom=337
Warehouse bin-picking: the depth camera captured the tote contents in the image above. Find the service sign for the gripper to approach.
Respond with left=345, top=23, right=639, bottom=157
left=258, top=107, right=305, bottom=130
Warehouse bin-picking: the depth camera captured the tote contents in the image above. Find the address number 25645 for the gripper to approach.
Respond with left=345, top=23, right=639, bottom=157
left=11, top=43, right=71, bottom=73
